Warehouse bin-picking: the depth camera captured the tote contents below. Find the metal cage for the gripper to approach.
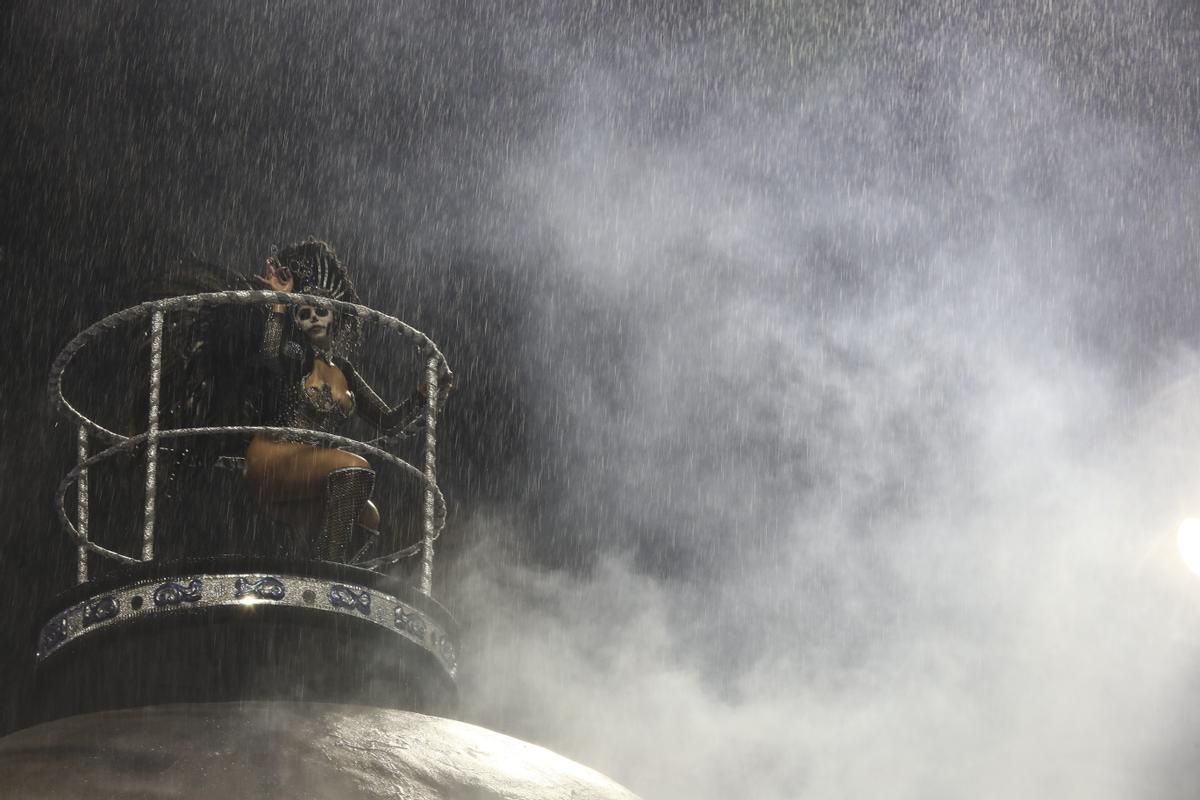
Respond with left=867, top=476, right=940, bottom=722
left=48, top=290, right=451, bottom=596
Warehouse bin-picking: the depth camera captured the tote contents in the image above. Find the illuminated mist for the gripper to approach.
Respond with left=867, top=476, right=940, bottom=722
left=435, top=5, right=1200, bottom=798
left=4, top=2, right=1200, bottom=799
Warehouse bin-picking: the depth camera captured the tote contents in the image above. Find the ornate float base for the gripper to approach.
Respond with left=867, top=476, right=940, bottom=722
left=0, top=702, right=641, bottom=799
left=32, top=557, right=458, bottom=723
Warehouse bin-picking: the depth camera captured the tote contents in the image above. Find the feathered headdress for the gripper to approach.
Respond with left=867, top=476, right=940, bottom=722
left=272, top=239, right=360, bottom=303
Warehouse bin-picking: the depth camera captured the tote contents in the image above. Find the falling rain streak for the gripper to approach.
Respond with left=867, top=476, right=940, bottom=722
left=4, top=2, right=1200, bottom=798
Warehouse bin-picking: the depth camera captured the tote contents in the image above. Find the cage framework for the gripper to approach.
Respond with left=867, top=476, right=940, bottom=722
left=38, top=290, right=457, bottom=699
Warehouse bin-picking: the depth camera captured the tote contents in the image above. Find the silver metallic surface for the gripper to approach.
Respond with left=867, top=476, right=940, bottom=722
left=76, top=425, right=89, bottom=584
left=421, top=354, right=439, bottom=595
left=261, top=306, right=285, bottom=357
left=0, top=703, right=641, bottom=800
left=142, top=308, right=164, bottom=561
left=36, top=572, right=456, bottom=676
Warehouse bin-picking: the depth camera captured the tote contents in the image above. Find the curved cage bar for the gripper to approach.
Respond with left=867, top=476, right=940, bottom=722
left=50, top=292, right=451, bottom=595
left=49, top=291, right=450, bottom=443
left=55, top=426, right=448, bottom=566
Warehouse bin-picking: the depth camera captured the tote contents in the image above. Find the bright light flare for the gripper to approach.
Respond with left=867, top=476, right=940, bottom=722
left=1178, top=518, right=1200, bottom=576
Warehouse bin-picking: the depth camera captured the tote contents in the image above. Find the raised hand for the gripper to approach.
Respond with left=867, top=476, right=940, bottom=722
left=253, top=258, right=294, bottom=293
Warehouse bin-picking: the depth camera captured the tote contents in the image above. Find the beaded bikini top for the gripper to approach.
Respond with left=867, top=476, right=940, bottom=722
left=275, top=374, right=356, bottom=437
left=303, top=379, right=355, bottom=418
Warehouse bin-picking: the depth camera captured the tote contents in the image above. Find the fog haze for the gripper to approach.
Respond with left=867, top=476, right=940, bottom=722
left=4, top=2, right=1200, bottom=798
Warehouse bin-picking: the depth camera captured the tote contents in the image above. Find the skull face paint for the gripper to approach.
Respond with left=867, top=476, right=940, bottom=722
left=293, top=304, right=333, bottom=342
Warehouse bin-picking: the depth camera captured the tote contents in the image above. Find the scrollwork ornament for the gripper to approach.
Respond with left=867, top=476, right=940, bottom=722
left=39, top=614, right=69, bottom=653
left=81, top=596, right=119, bottom=627
left=234, top=575, right=285, bottom=601
left=394, top=605, right=427, bottom=639
left=153, top=578, right=203, bottom=607
left=328, top=584, right=371, bottom=615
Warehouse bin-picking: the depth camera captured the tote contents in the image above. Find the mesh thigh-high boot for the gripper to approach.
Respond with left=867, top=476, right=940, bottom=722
left=314, top=467, right=376, bottom=561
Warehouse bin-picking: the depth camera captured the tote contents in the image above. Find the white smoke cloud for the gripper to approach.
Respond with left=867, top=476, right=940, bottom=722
left=438, top=5, right=1200, bottom=798
left=448, top=355, right=1200, bottom=799
left=7, top=4, right=1199, bottom=793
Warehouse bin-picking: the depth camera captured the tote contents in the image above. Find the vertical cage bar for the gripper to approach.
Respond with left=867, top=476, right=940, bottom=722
left=141, top=308, right=164, bottom=561
left=76, top=425, right=89, bottom=584
left=419, top=355, right=440, bottom=595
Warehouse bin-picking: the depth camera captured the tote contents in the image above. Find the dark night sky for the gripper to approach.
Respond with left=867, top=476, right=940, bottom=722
left=4, top=2, right=1200, bottom=797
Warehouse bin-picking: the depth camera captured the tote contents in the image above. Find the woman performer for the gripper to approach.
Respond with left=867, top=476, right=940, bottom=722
left=243, top=239, right=446, bottom=562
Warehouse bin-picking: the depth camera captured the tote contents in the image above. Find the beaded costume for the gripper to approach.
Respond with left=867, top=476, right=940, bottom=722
left=250, top=240, right=430, bottom=562
left=258, top=309, right=423, bottom=441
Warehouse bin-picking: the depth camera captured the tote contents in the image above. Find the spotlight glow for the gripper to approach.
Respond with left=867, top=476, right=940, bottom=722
left=1178, top=518, right=1200, bottom=576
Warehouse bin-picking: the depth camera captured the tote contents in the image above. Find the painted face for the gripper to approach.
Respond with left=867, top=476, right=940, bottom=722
left=292, top=304, right=333, bottom=340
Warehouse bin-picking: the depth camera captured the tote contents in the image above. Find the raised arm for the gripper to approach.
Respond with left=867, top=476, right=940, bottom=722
left=253, top=258, right=294, bottom=362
